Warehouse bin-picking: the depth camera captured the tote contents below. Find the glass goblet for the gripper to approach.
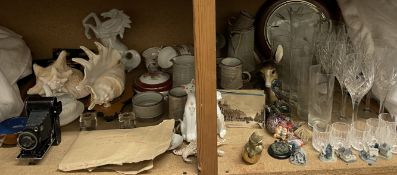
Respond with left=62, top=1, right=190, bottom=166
left=344, top=53, right=375, bottom=123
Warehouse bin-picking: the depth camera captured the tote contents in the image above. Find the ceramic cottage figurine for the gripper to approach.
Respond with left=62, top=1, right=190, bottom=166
left=28, top=51, right=90, bottom=99
left=359, top=145, right=378, bottom=164
left=289, top=143, right=307, bottom=166
left=73, top=42, right=125, bottom=110
left=83, top=9, right=141, bottom=72
left=336, top=147, right=357, bottom=163
left=242, top=131, right=264, bottom=164
left=379, top=142, right=392, bottom=159
left=319, top=144, right=336, bottom=162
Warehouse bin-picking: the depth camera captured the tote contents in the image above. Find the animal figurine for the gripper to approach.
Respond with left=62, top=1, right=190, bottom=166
left=28, top=50, right=90, bottom=99
left=260, top=44, right=284, bottom=105
left=261, top=44, right=293, bottom=134
left=319, top=144, right=336, bottom=162
left=73, top=42, right=125, bottom=110
left=216, top=91, right=226, bottom=139
left=242, top=131, right=264, bottom=164
left=180, top=80, right=197, bottom=142
left=83, top=9, right=141, bottom=72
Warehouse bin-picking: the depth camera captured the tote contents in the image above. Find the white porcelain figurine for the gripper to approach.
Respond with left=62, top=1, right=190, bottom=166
left=83, top=9, right=141, bottom=72
left=73, top=42, right=125, bottom=110
left=180, top=80, right=197, bottom=142
left=217, top=91, right=226, bottom=138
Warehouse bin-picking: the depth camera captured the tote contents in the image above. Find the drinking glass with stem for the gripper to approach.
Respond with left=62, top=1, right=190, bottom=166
left=343, top=45, right=375, bottom=123
left=373, top=40, right=397, bottom=114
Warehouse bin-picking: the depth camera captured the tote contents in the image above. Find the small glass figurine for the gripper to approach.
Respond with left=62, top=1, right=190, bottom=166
left=242, top=132, right=264, bottom=164
left=336, top=147, right=357, bottom=163
left=79, top=112, right=97, bottom=131
left=118, top=112, right=136, bottom=129
left=289, top=143, right=307, bottom=166
left=379, top=142, right=392, bottom=160
left=319, top=144, right=336, bottom=162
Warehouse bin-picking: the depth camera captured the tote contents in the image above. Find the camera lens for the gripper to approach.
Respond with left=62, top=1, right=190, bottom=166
left=17, top=132, right=38, bottom=151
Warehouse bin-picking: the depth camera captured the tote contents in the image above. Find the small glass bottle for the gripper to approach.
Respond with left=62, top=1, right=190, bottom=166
left=118, top=112, right=136, bottom=129
left=79, top=112, right=97, bottom=131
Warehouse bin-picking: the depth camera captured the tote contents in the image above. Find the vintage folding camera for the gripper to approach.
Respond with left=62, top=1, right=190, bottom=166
left=17, top=96, right=62, bottom=162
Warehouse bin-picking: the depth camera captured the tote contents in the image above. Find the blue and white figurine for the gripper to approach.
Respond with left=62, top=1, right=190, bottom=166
left=336, top=147, right=356, bottom=163
left=319, top=144, right=336, bottom=162
left=359, top=143, right=378, bottom=164
left=379, top=142, right=392, bottom=160
left=289, top=144, right=307, bottom=166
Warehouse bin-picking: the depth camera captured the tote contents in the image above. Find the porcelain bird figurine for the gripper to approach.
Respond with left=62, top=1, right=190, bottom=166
left=83, top=9, right=141, bottom=72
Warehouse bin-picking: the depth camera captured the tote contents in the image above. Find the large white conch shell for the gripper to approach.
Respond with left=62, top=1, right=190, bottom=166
left=73, top=42, right=125, bottom=110
left=28, top=51, right=90, bottom=99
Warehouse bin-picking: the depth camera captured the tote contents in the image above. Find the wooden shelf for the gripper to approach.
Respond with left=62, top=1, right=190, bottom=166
left=219, top=126, right=397, bottom=175
left=0, top=119, right=198, bottom=175
left=1, top=0, right=394, bottom=174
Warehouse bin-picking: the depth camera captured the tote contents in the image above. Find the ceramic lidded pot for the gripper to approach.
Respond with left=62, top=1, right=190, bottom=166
left=134, top=71, right=172, bottom=95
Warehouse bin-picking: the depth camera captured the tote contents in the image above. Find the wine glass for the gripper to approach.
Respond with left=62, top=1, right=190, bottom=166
left=344, top=52, right=375, bottom=123
left=373, top=44, right=397, bottom=114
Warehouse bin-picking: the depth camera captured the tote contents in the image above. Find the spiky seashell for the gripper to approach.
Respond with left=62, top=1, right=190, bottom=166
left=73, top=42, right=125, bottom=110
left=28, top=51, right=90, bottom=98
